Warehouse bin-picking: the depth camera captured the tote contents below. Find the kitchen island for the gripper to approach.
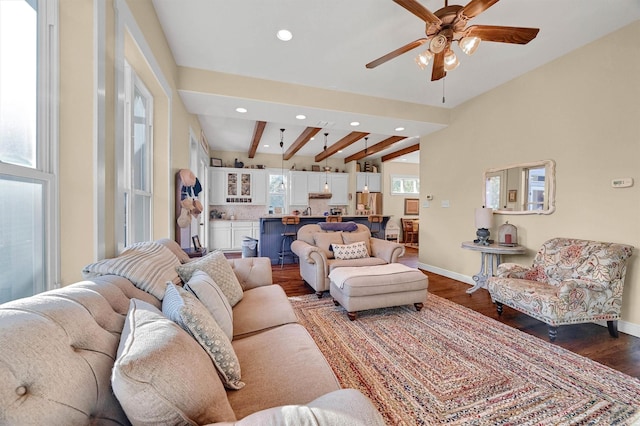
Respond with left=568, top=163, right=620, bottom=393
left=259, top=215, right=391, bottom=265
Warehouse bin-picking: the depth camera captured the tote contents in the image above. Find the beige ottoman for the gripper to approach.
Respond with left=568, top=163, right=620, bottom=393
left=329, top=264, right=428, bottom=320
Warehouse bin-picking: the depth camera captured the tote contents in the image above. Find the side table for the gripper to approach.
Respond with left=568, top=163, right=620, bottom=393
left=461, top=241, right=526, bottom=294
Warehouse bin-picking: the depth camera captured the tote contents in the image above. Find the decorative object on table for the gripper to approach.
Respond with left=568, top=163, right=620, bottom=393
left=210, top=157, right=222, bottom=167
left=474, top=207, right=493, bottom=245
left=404, top=198, right=419, bottom=215
left=192, top=235, right=202, bottom=251
left=498, top=221, right=518, bottom=246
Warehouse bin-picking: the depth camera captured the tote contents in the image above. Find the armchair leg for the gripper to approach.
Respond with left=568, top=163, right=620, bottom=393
left=607, top=320, right=619, bottom=338
left=496, top=302, right=503, bottom=316
left=548, top=326, right=558, bottom=342
left=316, top=291, right=323, bottom=299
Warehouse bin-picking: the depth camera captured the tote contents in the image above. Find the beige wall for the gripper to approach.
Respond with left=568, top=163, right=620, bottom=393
left=420, top=21, right=640, bottom=329
left=58, top=0, right=199, bottom=284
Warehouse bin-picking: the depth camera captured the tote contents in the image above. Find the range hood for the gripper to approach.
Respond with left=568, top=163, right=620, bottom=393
left=308, top=192, right=332, bottom=199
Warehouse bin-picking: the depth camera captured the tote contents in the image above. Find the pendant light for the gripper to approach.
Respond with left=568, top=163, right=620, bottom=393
left=323, top=133, right=330, bottom=193
left=279, top=128, right=285, bottom=191
left=363, top=137, right=369, bottom=193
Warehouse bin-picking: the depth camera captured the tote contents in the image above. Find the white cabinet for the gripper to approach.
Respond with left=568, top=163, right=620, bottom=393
left=289, top=171, right=310, bottom=205
left=210, top=221, right=260, bottom=251
left=356, top=172, right=382, bottom=193
left=209, top=168, right=267, bottom=205
left=307, top=172, right=322, bottom=193
left=328, top=173, right=349, bottom=205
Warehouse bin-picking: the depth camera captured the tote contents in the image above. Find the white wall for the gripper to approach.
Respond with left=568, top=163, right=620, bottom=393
left=420, top=21, right=640, bottom=330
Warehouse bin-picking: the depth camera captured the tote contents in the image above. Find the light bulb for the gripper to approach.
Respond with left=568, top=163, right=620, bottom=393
left=363, top=184, right=369, bottom=194
left=323, top=182, right=330, bottom=193
left=459, top=36, right=480, bottom=55
left=414, top=50, right=433, bottom=70
left=444, top=51, right=459, bottom=71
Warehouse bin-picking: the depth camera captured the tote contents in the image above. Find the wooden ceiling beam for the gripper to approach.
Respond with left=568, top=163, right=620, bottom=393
left=315, top=131, right=369, bottom=162
left=381, top=143, right=420, bottom=162
left=284, top=127, right=322, bottom=160
left=248, top=121, right=267, bottom=158
left=343, top=135, right=406, bottom=163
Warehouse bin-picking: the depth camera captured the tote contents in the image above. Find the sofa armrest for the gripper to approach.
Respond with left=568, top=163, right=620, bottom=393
left=291, top=240, right=325, bottom=264
left=228, top=257, right=273, bottom=291
left=211, top=389, right=385, bottom=426
left=495, top=263, right=530, bottom=278
left=370, top=238, right=405, bottom=263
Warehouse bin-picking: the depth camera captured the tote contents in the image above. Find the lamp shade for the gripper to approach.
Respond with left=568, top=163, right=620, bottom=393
left=474, top=207, right=493, bottom=229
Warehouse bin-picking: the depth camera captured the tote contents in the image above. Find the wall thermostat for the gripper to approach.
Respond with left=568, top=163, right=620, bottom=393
left=611, top=178, right=633, bottom=188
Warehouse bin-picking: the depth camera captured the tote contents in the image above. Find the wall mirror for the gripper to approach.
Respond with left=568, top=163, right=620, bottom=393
left=483, top=159, right=556, bottom=215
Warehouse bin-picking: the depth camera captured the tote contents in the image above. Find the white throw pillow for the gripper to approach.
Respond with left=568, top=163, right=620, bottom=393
left=163, top=283, right=245, bottom=390
left=332, top=241, right=369, bottom=260
left=184, top=270, right=234, bottom=340
left=176, top=250, right=243, bottom=306
left=112, top=299, right=236, bottom=425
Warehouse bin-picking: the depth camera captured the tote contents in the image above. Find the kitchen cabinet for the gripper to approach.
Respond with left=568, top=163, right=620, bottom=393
left=209, top=168, right=266, bottom=205
left=328, top=173, right=349, bottom=205
left=356, top=172, right=382, bottom=193
left=210, top=220, right=260, bottom=251
left=289, top=171, right=310, bottom=205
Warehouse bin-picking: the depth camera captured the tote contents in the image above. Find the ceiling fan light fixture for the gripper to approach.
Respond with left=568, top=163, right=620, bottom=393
left=444, top=50, right=460, bottom=71
left=414, top=50, right=433, bottom=70
left=429, top=34, right=447, bottom=54
left=459, top=36, right=480, bottom=55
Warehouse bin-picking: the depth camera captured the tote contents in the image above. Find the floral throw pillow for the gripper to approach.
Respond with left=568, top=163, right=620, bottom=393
left=331, top=241, right=369, bottom=260
left=162, top=283, right=245, bottom=390
left=176, top=250, right=243, bottom=306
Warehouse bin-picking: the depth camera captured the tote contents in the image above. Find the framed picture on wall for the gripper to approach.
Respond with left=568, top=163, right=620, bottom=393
left=404, top=198, right=419, bottom=215
left=210, top=158, right=223, bottom=167
left=508, top=189, right=517, bottom=203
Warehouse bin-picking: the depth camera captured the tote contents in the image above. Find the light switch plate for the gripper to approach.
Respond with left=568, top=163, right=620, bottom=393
left=441, top=200, right=450, bottom=208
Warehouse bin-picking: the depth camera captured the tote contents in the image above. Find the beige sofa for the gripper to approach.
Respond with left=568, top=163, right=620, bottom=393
left=291, top=223, right=405, bottom=297
left=0, top=239, right=384, bottom=425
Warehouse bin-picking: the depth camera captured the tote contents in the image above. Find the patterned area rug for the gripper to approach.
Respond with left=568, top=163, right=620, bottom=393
left=289, top=293, right=640, bottom=425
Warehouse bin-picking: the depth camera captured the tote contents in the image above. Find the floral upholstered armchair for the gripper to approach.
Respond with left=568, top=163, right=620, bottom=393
left=487, top=238, right=633, bottom=342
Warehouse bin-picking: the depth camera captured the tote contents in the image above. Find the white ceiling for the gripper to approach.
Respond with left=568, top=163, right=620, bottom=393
left=152, top=0, right=640, bottom=163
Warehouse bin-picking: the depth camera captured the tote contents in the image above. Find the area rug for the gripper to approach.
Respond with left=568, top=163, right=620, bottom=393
left=289, top=294, right=640, bottom=426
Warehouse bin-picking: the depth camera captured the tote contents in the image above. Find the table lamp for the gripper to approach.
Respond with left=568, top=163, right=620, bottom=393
left=474, top=207, right=493, bottom=246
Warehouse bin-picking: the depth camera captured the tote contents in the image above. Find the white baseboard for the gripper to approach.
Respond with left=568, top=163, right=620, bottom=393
left=417, top=262, right=640, bottom=339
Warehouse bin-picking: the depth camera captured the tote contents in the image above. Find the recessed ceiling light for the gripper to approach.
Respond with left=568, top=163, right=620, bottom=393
left=296, top=114, right=306, bottom=120
left=338, top=150, right=343, bottom=153
left=350, top=121, right=360, bottom=126
left=277, top=29, right=293, bottom=41
left=395, top=127, right=405, bottom=132
left=263, top=144, right=270, bottom=148
left=236, top=107, right=247, bottom=113
left=401, top=158, right=408, bottom=161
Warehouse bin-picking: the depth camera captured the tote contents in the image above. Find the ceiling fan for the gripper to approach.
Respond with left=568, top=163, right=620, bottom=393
left=366, top=0, right=540, bottom=81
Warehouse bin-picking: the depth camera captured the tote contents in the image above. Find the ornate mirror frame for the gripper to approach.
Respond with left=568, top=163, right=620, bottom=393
left=483, top=159, right=556, bottom=215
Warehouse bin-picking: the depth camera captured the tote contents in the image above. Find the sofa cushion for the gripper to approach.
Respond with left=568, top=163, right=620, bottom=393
left=332, top=241, right=369, bottom=260
left=112, top=298, right=236, bottom=425
left=228, top=323, right=341, bottom=419
left=232, top=285, right=298, bottom=339
left=341, top=231, right=371, bottom=256
left=176, top=250, right=244, bottom=306
left=184, top=270, right=233, bottom=340
left=82, top=241, right=181, bottom=300
left=313, top=232, right=343, bottom=259
left=162, top=284, right=245, bottom=390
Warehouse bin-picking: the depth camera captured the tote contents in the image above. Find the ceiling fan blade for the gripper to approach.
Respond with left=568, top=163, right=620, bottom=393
left=431, top=50, right=446, bottom=81
left=461, top=0, right=500, bottom=19
left=466, top=25, right=540, bottom=44
left=366, top=38, right=428, bottom=69
left=393, top=0, right=441, bottom=25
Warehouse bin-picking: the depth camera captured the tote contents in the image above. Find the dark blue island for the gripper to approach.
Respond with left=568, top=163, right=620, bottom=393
left=258, top=215, right=391, bottom=265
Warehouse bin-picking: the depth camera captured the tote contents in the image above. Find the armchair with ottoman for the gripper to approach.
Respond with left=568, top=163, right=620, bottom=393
left=0, top=238, right=384, bottom=425
left=291, top=223, right=405, bottom=297
left=487, top=237, right=633, bottom=342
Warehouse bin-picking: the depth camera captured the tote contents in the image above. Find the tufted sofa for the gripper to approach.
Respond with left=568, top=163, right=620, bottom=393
left=487, top=237, right=633, bottom=342
left=0, top=239, right=384, bottom=425
left=291, top=223, right=405, bottom=297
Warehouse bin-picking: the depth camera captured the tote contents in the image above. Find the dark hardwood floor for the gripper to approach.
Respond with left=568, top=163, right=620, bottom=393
left=231, top=247, right=640, bottom=378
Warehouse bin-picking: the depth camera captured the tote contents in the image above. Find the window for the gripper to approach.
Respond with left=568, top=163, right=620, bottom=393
left=0, top=0, right=58, bottom=303
left=123, top=62, right=153, bottom=246
left=268, top=172, right=286, bottom=213
left=391, top=175, right=420, bottom=195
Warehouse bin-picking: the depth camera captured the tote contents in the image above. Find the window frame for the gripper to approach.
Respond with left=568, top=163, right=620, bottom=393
left=390, top=174, right=420, bottom=196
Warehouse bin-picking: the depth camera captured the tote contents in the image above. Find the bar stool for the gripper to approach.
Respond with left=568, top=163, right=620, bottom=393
left=368, top=215, right=383, bottom=239
left=278, top=216, right=300, bottom=268
left=326, top=215, right=342, bottom=223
